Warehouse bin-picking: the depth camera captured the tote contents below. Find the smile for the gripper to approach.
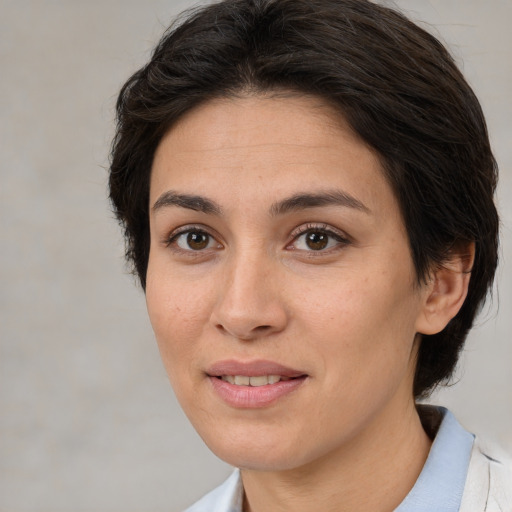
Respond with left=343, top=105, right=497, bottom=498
left=207, top=360, right=308, bottom=408
left=219, top=375, right=293, bottom=386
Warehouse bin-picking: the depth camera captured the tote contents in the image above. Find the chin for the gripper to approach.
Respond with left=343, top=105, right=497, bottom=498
left=192, top=422, right=282, bottom=467
left=212, top=445, right=304, bottom=472
left=196, top=422, right=320, bottom=472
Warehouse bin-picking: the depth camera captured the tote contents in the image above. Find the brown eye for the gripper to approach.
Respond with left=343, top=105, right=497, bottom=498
left=305, top=231, right=329, bottom=250
left=187, top=231, right=209, bottom=250
left=291, top=226, right=349, bottom=252
left=172, top=229, right=218, bottom=251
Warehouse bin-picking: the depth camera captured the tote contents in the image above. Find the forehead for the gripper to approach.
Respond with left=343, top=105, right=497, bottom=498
left=150, top=94, right=397, bottom=220
left=155, top=93, right=362, bottom=156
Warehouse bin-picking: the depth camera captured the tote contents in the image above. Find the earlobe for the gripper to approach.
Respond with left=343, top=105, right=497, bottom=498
left=415, top=243, right=475, bottom=335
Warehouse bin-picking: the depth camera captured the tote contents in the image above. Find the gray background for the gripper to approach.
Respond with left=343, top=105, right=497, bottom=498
left=1, top=1, right=510, bottom=511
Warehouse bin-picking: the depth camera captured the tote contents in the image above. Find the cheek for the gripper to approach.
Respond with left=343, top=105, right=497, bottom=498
left=300, top=271, right=421, bottom=378
left=302, top=282, right=420, bottom=432
left=145, top=269, right=214, bottom=373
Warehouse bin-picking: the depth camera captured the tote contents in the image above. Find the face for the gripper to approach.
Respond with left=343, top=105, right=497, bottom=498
left=146, top=94, right=431, bottom=471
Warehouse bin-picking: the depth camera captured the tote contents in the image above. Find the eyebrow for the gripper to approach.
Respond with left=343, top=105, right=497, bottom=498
left=152, top=191, right=222, bottom=215
left=270, top=190, right=370, bottom=216
left=151, top=189, right=370, bottom=217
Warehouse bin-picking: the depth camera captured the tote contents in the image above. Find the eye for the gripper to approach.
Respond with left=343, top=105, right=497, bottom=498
left=290, top=225, right=349, bottom=252
left=168, top=228, right=221, bottom=252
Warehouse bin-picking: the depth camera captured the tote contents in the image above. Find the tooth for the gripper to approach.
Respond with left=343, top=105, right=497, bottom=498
left=234, top=375, right=250, bottom=385
left=224, top=375, right=287, bottom=386
left=249, top=376, right=268, bottom=387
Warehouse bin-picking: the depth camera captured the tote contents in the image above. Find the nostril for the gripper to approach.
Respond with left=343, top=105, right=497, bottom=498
left=214, top=322, right=274, bottom=340
left=255, top=325, right=272, bottom=331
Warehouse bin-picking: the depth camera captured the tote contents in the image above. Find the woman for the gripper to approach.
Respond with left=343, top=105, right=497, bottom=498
left=109, top=0, right=511, bottom=510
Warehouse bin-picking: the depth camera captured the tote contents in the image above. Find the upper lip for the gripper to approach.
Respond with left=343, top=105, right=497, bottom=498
left=206, top=359, right=306, bottom=378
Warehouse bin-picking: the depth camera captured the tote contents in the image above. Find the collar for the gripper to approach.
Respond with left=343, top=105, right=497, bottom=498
left=395, top=406, right=475, bottom=512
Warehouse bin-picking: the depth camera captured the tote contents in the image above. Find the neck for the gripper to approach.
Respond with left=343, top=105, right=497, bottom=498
left=241, top=398, right=431, bottom=512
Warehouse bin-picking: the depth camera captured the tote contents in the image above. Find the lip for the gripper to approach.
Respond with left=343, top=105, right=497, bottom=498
left=206, top=359, right=308, bottom=408
left=206, top=359, right=306, bottom=378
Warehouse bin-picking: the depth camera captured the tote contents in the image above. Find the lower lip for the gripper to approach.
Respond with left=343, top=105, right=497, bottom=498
left=209, top=376, right=307, bottom=408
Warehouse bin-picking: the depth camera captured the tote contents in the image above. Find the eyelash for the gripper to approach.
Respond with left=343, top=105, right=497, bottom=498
left=163, top=223, right=351, bottom=255
left=288, top=223, right=351, bottom=254
left=164, top=225, right=221, bottom=254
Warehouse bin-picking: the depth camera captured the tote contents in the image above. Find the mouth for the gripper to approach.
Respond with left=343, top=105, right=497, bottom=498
left=206, top=360, right=308, bottom=408
left=217, top=375, right=297, bottom=386
left=206, top=359, right=306, bottom=382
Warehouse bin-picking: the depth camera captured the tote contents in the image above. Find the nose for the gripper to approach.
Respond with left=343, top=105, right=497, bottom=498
left=210, top=250, right=288, bottom=341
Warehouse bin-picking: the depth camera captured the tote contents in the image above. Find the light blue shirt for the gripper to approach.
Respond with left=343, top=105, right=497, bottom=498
left=185, top=406, right=475, bottom=512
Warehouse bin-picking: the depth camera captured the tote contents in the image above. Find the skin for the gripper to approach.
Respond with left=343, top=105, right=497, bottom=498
left=146, top=94, right=470, bottom=512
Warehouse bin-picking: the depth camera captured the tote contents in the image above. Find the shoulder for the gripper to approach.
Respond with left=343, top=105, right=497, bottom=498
left=183, top=469, right=243, bottom=512
left=460, top=435, right=512, bottom=512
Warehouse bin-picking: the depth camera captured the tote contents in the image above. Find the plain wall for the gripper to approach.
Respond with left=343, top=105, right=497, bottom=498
left=1, top=1, right=510, bottom=511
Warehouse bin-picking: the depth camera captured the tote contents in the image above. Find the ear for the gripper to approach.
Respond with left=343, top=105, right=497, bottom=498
left=415, top=242, right=475, bottom=335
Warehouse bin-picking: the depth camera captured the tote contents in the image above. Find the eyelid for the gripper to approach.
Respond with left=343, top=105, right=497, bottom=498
left=291, top=222, right=350, bottom=239
left=161, top=222, right=350, bottom=253
left=163, top=224, right=223, bottom=249
left=287, top=223, right=352, bottom=251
